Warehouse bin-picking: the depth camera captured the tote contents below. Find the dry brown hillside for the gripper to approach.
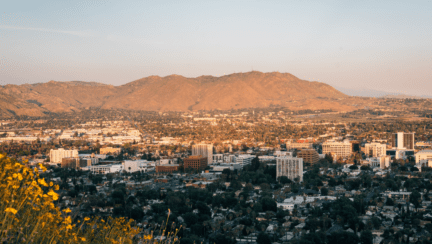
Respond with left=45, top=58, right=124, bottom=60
left=0, top=71, right=354, bottom=117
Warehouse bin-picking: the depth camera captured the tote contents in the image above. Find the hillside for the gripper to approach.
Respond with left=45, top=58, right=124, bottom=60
left=0, top=71, right=352, bottom=117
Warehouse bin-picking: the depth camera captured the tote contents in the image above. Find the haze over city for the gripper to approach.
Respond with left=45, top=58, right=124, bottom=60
left=1, top=1, right=432, bottom=96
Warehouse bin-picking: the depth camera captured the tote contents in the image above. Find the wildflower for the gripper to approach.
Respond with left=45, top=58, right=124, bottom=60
left=5, top=208, right=18, bottom=214
left=55, top=185, right=59, bottom=190
left=17, top=173, right=23, bottom=181
left=81, top=237, right=86, bottom=241
left=48, top=190, right=59, bottom=201
left=0, top=154, right=4, bottom=159
left=13, top=173, right=18, bottom=178
left=63, top=208, right=72, bottom=213
left=38, top=178, right=49, bottom=187
left=84, top=217, right=90, bottom=221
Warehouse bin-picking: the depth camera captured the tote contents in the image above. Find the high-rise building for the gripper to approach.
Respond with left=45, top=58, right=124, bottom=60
left=192, top=144, right=213, bottom=165
left=322, top=141, right=352, bottom=159
left=276, top=156, right=303, bottom=182
left=50, top=148, right=78, bottom=164
left=365, top=142, right=387, bottom=157
left=297, top=149, right=319, bottom=166
left=392, top=132, right=415, bottom=150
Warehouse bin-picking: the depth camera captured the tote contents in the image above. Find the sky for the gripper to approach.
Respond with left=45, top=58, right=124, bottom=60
left=1, top=1, right=431, bottom=96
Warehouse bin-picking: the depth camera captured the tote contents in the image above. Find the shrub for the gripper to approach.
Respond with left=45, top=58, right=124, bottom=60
left=0, top=154, right=178, bottom=243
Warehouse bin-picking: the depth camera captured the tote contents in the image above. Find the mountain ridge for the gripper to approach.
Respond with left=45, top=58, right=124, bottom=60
left=0, top=71, right=352, bottom=117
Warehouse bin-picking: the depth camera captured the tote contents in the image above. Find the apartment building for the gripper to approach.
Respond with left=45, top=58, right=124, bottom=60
left=322, top=141, right=352, bottom=159
left=365, top=142, right=387, bottom=157
left=276, top=156, right=303, bottom=182
left=50, top=148, right=78, bottom=164
left=392, top=132, right=415, bottom=150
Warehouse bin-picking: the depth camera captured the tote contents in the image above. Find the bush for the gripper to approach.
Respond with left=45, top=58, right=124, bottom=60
left=0, top=154, right=178, bottom=243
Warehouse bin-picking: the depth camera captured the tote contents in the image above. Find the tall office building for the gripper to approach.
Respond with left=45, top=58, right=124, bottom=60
left=192, top=144, right=213, bottom=165
left=276, top=156, right=303, bottom=182
left=392, top=132, right=415, bottom=150
left=365, top=142, right=387, bottom=157
left=50, top=148, right=78, bottom=164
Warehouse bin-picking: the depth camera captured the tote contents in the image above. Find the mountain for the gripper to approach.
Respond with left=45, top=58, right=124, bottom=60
left=0, top=71, right=351, bottom=117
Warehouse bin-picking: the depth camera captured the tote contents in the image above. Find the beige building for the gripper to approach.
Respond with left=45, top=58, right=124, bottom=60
left=50, top=148, right=78, bottom=164
left=276, top=156, right=303, bottom=182
left=322, top=141, right=352, bottom=159
left=100, top=147, right=122, bottom=155
left=365, top=142, right=387, bottom=157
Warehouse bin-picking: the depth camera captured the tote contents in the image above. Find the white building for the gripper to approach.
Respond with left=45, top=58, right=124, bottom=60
left=415, top=150, right=432, bottom=164
left=91, top=164, right=123, bottom=174
left=123, top=160, right=154, bottom=173
left=322, top=141, right=352, bottom=159
left=235, top=154, right=255, bottom=165
left=50, top=148, right=78, bottom=164
left=365, top=142, right=387, bottom=157
left=192, top=144, right=213, bottom=165
left=276, top=156, right=303, bottom=182
left=213, top=154, right=224, bottom=164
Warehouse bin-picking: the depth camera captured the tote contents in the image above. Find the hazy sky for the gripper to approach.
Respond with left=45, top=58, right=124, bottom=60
left=1, top=1, right=431, bottom=96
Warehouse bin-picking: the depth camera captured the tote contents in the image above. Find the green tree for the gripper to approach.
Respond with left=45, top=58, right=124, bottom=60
left=257, top=232, right=271, bottom=244
left=360, top=230, right=373, bottom=244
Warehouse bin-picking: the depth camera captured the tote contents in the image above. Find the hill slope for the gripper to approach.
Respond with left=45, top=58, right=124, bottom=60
left=0, top=71, right=350, bottom=117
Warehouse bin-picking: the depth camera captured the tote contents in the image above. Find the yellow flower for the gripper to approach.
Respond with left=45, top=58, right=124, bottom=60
left=55, top=185, right=59, bottom=190
left=48, top=190, right=59, bottom=201
left=49, top=182, right=53, bottom=187
left=0, top=154, right=4, bottom=159
left=5, top=208, right=18, bottom=214
left=81, top=237, right=86, bottom=241
left=66, top=225, right=73, bottom=230
left=143, top=235, right=152, bottom=240
left=63, top=208, right=72, bottom=213
left=38, top=178, right=49, bottom=187
left=84, top=217, right=90, bottom=221
left=17, top=173, right=23, bottom=181
left=13, top=173, right=18, bottom=178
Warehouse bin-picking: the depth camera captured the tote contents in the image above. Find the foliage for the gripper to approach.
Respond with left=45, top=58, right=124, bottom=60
left=0, top=154, right=178, bottom=244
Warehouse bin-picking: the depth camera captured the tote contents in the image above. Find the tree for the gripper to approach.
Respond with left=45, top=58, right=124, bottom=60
left=321, top=187, right=328, bottom=196
left=257, top=232, right=271, bottom=244
left=261, top=197, right=277, bottom=212
left=182, top=213, right=198, bottom=227
left=410, top=190, right=422, bottom=209
left=279, top=176, right=292, bottom=184
left=360, top=230, right=373, bottom=244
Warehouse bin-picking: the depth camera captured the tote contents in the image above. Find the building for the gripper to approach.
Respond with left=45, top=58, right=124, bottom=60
left=192, top=144, right=213, bottom=165
left=61, top=158, right=79, bottom=169
left=322, top=141, right=352, bottom=159
left=415, top=150, right=432, bottom=165
left=184, top=156, right=207, bottom=171
left=79, top=158, right=98, bottom=167
left=156, top=165, right=180, bottom=173
left=286, top=142, right=312, bottom=150
left=50, top=148, right=78, bottom=164
left=213, top=154, right=224, bottom=164
left=365, top=142, right=387, bottom=157
left=100, top=147, right=122, bottom=155
left=91, top=164, right=123, bottom=174
left=297, top=149, right=319, bottom=166
left=392, top=132, right=415, bottom=150
left=276, top=156, right=303, bottom=182
left=235, top=154, right=255, bottom=165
